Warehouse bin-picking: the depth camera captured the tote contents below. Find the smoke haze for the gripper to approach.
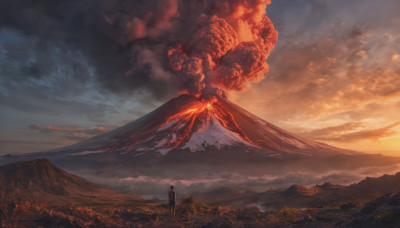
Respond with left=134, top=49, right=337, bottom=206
left=0, top=0, right=277, bottom=98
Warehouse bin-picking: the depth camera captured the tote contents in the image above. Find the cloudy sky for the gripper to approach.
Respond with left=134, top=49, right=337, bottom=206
left=1, top=0, right=399, bottom=156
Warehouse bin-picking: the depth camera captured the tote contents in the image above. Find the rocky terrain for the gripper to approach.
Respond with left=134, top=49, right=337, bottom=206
left=1, top=159, right=400, bottom=227
left=2, top=190, right=400, bottom=227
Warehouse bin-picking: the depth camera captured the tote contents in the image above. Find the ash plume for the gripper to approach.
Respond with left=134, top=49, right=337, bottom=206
left=0, top=0, right=277, bottom=99
left=108, top=0, right=279, bottom=96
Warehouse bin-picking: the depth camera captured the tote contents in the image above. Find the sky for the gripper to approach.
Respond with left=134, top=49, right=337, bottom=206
left=0, top=0, right=399, bottom=156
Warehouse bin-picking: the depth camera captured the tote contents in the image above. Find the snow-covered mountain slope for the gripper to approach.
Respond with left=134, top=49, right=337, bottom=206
left=52, top=94, right=354, bottom=157
left=183, top=115, right=253, bottom=152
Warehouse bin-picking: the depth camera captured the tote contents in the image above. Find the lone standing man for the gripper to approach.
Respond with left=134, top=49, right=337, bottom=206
left=168, top=185, right=176, bottom=217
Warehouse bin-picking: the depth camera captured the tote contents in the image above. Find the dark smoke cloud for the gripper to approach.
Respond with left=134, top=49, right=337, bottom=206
left=0, top=0, right=277, bottom=99
left=0, top=0, right=166, bottom=99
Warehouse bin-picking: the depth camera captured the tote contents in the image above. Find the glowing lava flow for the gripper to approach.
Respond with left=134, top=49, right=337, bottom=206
left=97, top=95, right=260, bottom=154
left=159, top=99, right=217, bottom=149
left=151, top=97, right=255, bottom=150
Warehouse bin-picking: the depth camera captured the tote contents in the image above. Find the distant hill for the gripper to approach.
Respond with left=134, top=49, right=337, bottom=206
left=197, top=171, right=400, bottom=209
left=0, top=159, right=141, bottom=205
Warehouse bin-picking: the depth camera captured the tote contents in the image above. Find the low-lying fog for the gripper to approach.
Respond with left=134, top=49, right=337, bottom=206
left=73, top=162, right=400, bottom=200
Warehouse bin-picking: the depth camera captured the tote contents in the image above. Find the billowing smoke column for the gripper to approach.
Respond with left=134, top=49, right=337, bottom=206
left=103, top=0, right=278, bottom=98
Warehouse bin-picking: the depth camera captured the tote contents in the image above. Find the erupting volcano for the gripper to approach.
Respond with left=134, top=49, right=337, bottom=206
left=50, top=0, right=350, bottom=159
left=58, top=0, right=294, bottom=157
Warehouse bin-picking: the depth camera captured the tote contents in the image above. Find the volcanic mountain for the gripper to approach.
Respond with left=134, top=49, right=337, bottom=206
left=54, top=94, right=349, bottom=157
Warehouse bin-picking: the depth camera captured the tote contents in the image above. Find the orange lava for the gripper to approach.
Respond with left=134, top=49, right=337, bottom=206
left=156, top=97, right=255, bottom=150
left=100, top=96, right=257, bottom=153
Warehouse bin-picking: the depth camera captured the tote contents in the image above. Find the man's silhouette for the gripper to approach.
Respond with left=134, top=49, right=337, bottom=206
left=168, top=185, right=176, bottom=216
